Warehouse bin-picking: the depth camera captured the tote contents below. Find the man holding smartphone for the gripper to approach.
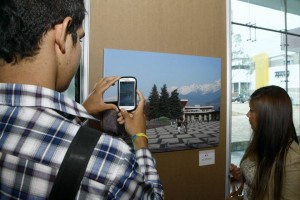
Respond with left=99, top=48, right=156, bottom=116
left=0, top=0, right=164, bottom=199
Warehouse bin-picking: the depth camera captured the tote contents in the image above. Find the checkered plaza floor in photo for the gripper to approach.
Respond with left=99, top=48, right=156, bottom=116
left=147, top=121, right=220, bottom=153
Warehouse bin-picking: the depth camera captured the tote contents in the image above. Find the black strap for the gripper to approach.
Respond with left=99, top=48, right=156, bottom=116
left=48, top=126, right=102, bottom=200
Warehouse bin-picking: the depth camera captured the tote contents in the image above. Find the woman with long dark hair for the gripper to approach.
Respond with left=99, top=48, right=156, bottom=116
left=230, top=85, right=300, bottom=200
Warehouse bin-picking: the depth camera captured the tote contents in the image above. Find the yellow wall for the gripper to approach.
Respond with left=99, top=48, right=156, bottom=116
left=253, top=53, right=269, bottom=89
left=88, top=0, right=227, bottom=199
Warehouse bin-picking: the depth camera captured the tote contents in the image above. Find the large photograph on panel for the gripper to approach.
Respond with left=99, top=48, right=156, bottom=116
left=103, top=49, right=221, bottom=153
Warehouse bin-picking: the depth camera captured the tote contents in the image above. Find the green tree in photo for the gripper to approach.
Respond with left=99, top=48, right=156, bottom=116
left=147, top=83, right=183, bottom=121
left=169, top=89, right=183, bottom=119
left=158, top=84, right=171, bottom=118
left=147, top=84, right=160, bottom=120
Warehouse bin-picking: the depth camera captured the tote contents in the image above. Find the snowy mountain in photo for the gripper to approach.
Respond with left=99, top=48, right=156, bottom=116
left=169, top=80, right=221, bottom=110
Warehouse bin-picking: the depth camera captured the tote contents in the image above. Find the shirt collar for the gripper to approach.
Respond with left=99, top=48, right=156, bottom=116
left=0, top=83, right=97, bottom=121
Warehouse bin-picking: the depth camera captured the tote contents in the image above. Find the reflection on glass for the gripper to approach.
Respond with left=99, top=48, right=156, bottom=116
left=231, top=26, right=285, bottom=157
left=231, top=0, right=284, bottom=31
left=287, top=0, right=300, bottom=32
left=231, top=0, right=300, bottom=165
left=287, top=35, right=300, bottom=136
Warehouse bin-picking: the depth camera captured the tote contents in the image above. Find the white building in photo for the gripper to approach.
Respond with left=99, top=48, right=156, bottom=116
left=180, top=100, right=220, bottom=122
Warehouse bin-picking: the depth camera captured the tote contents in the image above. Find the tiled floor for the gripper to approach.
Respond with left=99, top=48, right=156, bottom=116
left=147, top=121, right=220, bottom=153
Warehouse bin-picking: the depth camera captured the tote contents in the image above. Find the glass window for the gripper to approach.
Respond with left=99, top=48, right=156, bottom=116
left=63, top=77, right=76, bottom=101
left=231, top=0, right=285, bottom=31
left=63, top=68, right=81, bottom=102
left=232, top=83, right=239, bottom=94
left=287, top=0, right=300, bottom=32
left=231, top=0, right=300, bottom=166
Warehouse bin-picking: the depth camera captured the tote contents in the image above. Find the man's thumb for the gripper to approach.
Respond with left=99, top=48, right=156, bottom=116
left=120, top=109, right=130, bottom=119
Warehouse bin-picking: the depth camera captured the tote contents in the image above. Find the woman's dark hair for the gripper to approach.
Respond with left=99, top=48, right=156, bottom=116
left=241, top=85, right=298, bottom=200
left=0, top=0, right=86, bottom=63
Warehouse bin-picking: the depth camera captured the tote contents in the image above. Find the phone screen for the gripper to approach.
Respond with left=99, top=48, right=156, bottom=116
left=118, top=77, right=137, bottom=111
left=119, top=81, right=135, bottom=106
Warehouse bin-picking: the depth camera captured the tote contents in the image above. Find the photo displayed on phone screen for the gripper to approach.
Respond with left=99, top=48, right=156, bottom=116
left=120, top=82, right=134, bottom=106
left=118, top=77, right=136, bottom=111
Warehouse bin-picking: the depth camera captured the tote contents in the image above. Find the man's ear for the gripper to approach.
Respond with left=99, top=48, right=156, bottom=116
left=55, top=17, right=72, bottom=54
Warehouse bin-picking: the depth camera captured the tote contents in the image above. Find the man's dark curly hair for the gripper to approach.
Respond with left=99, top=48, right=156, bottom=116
left=0, top=0, right=86, bottom=63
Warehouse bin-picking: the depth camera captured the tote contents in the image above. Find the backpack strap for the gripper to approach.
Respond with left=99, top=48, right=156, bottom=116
left=48, top=126, right=102, bottom=200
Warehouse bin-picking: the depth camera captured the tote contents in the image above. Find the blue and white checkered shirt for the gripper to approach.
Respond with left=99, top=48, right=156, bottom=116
left=0, top=83, right=164, bottom=200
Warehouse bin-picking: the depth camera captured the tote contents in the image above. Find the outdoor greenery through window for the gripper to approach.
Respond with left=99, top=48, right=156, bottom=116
left=231, top=0, right=300, bottom=165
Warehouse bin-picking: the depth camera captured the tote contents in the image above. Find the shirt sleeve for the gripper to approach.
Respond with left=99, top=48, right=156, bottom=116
left=107, top=148, right=164, bottom=200
left=135, top=148, right=164, bottom=200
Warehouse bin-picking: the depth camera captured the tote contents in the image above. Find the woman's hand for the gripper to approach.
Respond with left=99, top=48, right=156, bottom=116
left=229, top=163, right=242, bottom=180
left=82, top=76, right=120, bottom=115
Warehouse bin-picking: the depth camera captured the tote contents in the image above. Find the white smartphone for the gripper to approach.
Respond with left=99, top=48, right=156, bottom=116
left=118, top=76, right=137, bottom=111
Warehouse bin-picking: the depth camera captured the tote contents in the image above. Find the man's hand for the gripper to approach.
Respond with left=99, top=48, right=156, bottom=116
left=83, top=76, right=120, bottom=115
left=117, top=89, right=147, bottom=149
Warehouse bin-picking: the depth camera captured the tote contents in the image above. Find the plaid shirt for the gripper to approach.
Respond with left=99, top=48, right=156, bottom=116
left=0, top=83, right=164, bottom=200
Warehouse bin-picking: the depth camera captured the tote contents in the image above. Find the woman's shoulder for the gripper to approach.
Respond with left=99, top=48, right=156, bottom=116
left=285, top=141, right=300, bottom=166
left=289, top=141, right=300, bottom=155
left=282, top=141, right=300, bottom=199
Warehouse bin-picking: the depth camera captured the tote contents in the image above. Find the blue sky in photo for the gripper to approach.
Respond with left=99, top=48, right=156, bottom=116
left=103, top=48, right=221, bottom=102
